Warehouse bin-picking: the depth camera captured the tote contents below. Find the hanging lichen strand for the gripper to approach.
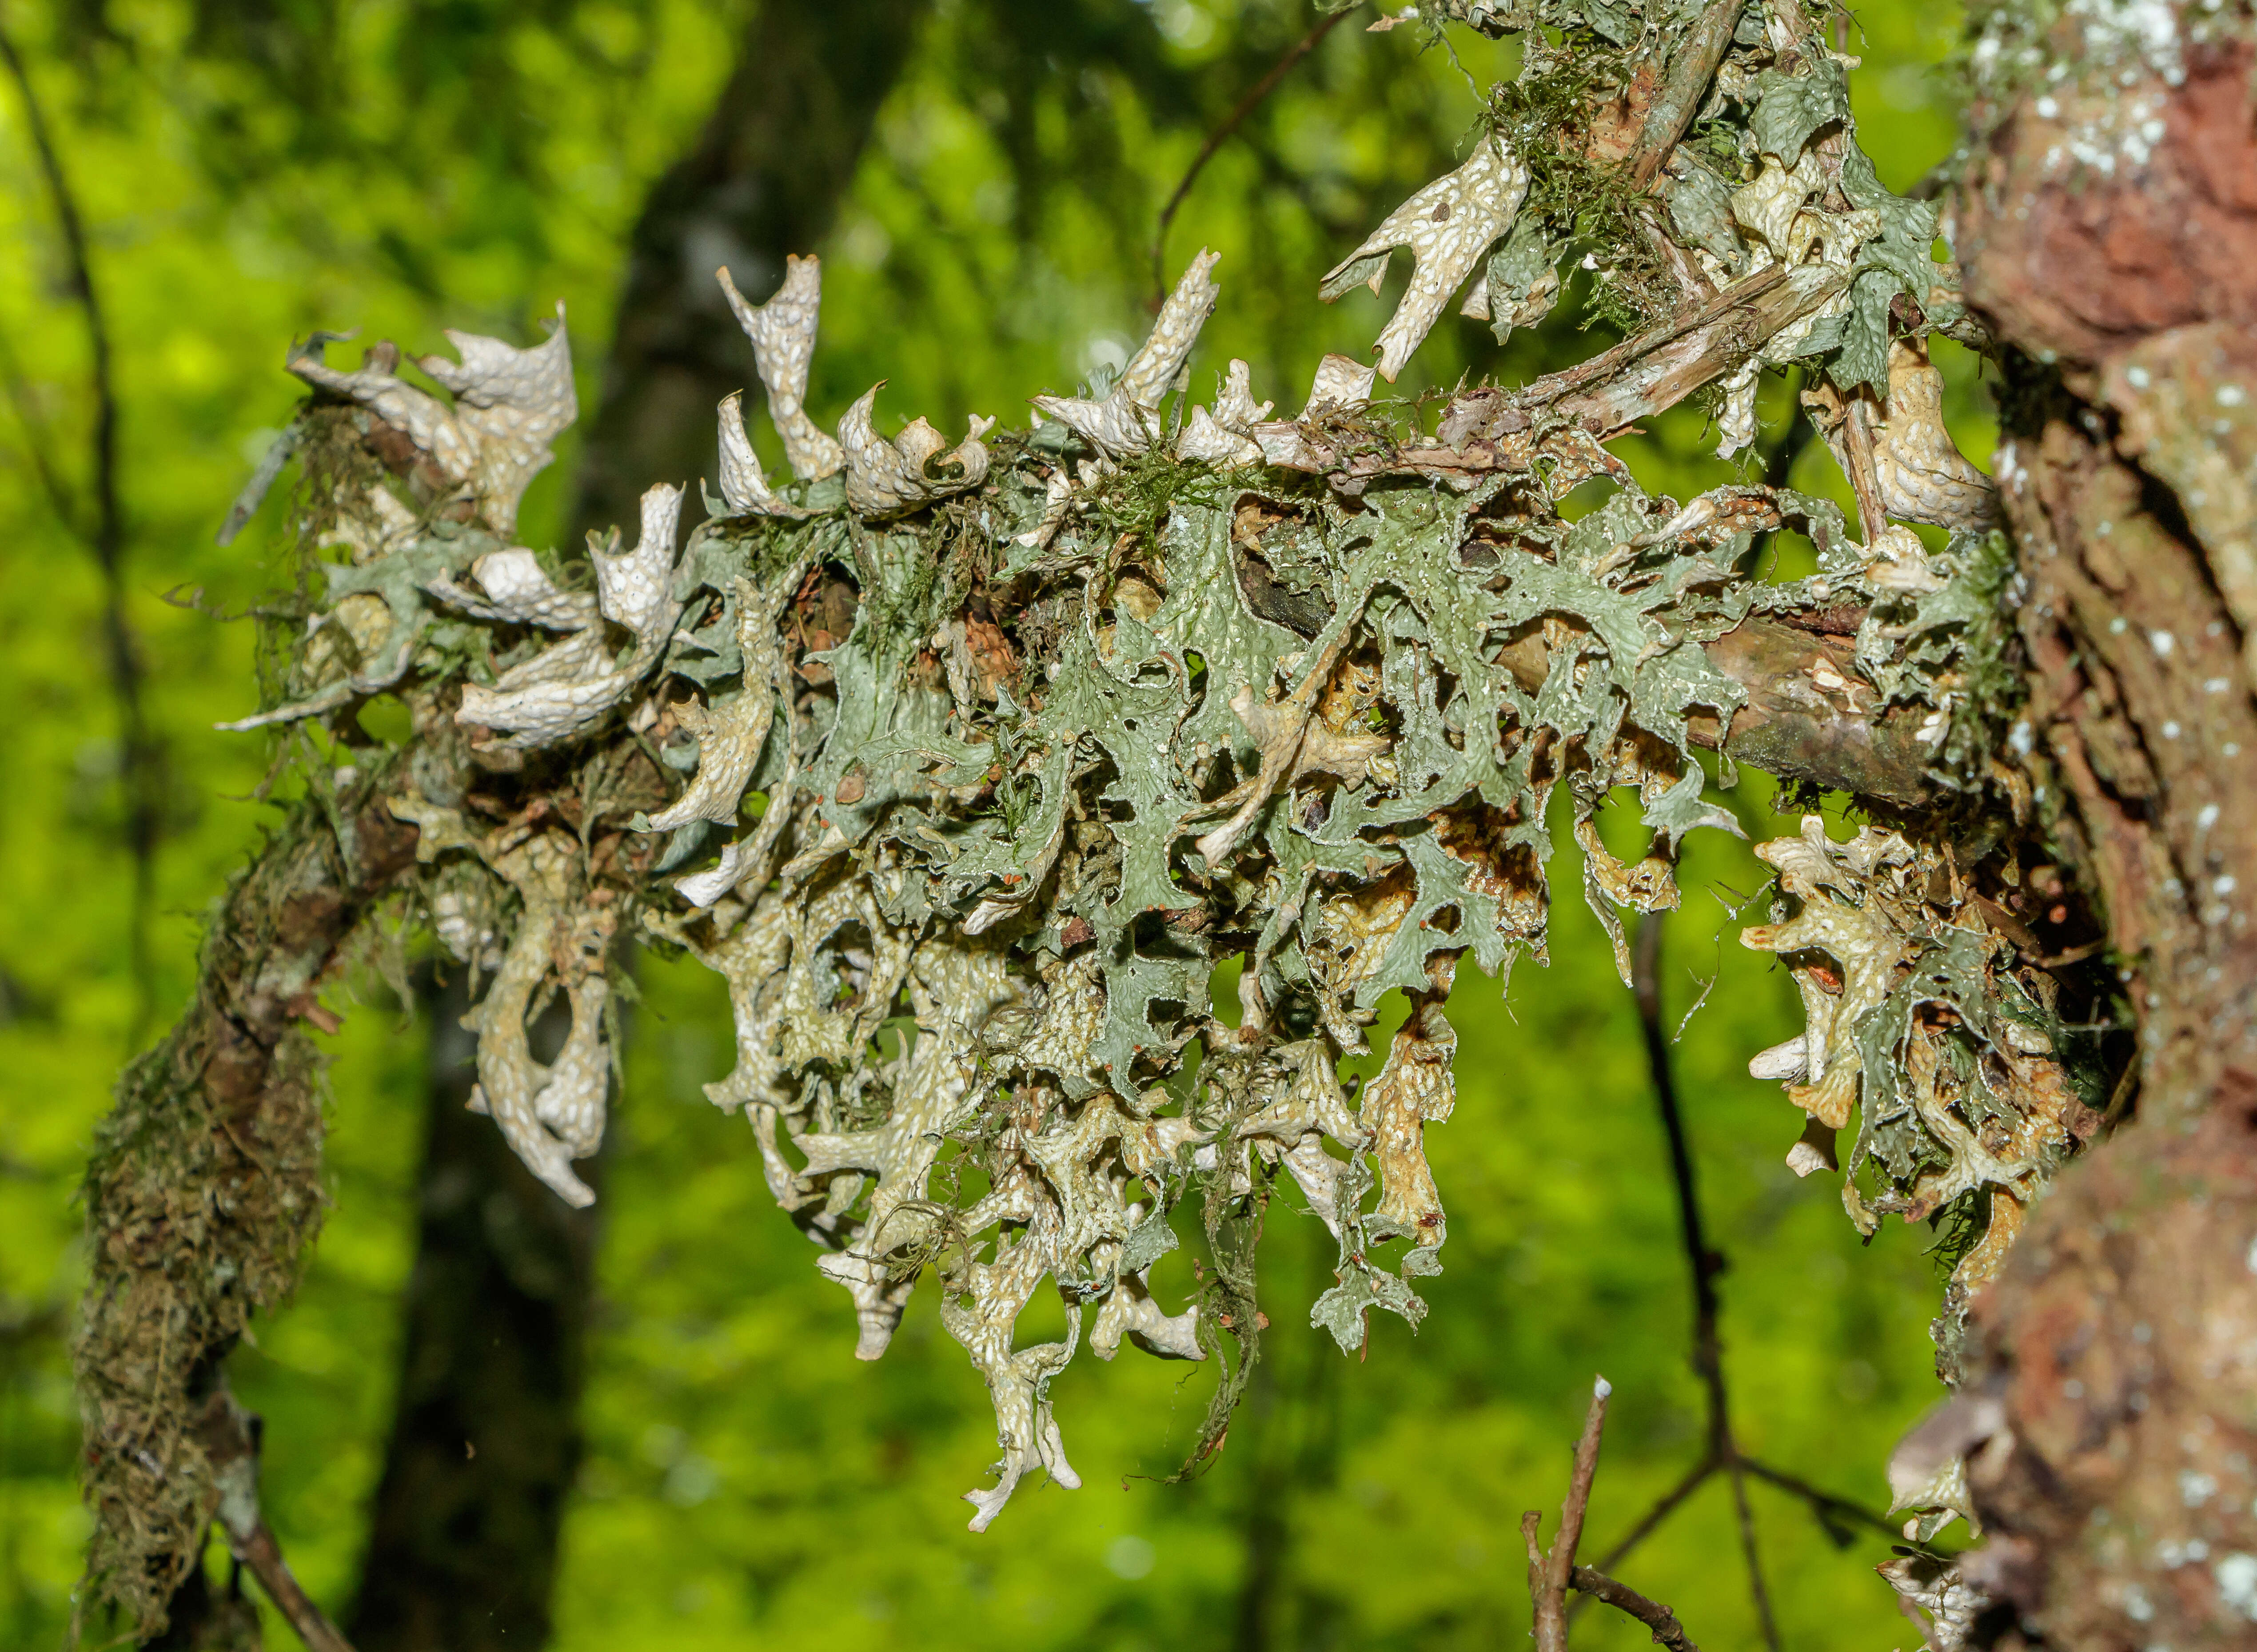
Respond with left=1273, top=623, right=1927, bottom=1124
left=132, top=0, right=2114, bottom=1586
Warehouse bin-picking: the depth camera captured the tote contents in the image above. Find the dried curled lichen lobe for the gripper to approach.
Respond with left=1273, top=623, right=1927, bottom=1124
left=1739, top=819, right=2096, bottom=1394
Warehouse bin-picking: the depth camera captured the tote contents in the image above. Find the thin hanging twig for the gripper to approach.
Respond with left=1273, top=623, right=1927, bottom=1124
left=0, top=16, right=160, bottom=1036
left=1729, top=1460, right=1781, bottom=1652
left=1151, top=5, right=1354, bottom=304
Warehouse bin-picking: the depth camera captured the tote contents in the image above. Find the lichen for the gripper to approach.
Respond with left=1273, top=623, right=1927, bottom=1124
left=167, top=0, right=2069, bottom=1561
left=1740, top=816, right=2102, bottom=1397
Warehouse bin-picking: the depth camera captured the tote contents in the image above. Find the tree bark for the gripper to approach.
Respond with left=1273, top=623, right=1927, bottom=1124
left=75, top=759, right=420, bottom=1641
left=569, top=0, right=932, bottom=543
left=345, top=972, right=600, bottom=1652
left=1943, top=16, right=2257, bottom=1647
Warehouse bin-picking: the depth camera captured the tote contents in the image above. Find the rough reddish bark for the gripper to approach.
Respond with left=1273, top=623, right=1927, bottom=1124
left=1945, top=11, right=2257, bottom=1647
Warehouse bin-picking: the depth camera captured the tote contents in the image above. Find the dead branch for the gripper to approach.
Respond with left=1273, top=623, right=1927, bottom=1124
left=1523, top=1380, right=1705, bottom=1652
left=196, top=1384, right=358, bottom=1652
left=1527, top=1376, right=1611, bottom=1652
left=1434, top=264, right=1847, bottom=447
left=73, top=758, right=422, bottom=1637
left=1567, top=910, right=1921, bottom=1652
left=1626, top=0, right=1744, bottom=191
left=1550, top=266, right=1847, bottom=437
left=1569, top=1564, right=1699, bottom=1652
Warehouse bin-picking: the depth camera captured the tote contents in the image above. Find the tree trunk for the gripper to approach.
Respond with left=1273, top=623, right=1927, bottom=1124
left=1946, top=15, right=2257, bottom=1647
left=569, top=0, right=932, bottom=542
left=343, top=971, right=599, bottom=1652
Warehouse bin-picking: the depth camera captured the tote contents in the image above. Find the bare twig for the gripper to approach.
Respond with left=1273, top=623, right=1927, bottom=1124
left=1152, top=6, right=1354, bottom=303
left=1526, top=1380, right=1710, bottom=1652
left=1738, top=1457, right=1910, bottom=1544
left=1569, top=1564, right=1700, bottom=1652
left=1839, top=392, right=1888, bottom=545
left=0, top=16, right=160, bottom=1035
left=1528, top=1375, right=1611, bottom=1652
left=1729, top=1461, right=1782, bottom=1652
left=1632, top=912, right=1721, bottom=1413
left=1452, top=263, right=1846, bottom=443
left=196, top=1385, right=359, bottom=1652
left=1627, top=0, right=1746, bottom=191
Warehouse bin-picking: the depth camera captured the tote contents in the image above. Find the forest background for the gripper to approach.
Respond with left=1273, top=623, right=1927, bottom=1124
left=0, top=0, right=1994, bottom=1645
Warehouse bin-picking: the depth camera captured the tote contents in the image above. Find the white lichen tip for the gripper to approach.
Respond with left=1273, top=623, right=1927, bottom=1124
left=1321, top=136, right=1529, bottom=382
left=1035, top=251, right=1224, bottom=457
left=1120, top=247, right=1221, bottom=409
left=1594, top=1375, right=1613, bottom=1400
left=1301, top=353, right=1377, bottom=417
left=429, top=547, right=598, bottom=631
left=1176, top=358, right=1273, bottom=466
left=592, top=483, right=685, bottom=645
left=715, top=392, right=804, bottom=518
left=287, top=303, right=577, bottom=537
left=454, top=482, right=686, bottom=750
left=838, top=384, right=994, bottom=518
left=646, top=574, right=797, bottom=833
left=718, top=256, right=845, bottom=481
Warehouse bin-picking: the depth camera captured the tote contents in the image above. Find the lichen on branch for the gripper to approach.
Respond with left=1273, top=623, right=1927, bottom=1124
left=85, top=0, right=2110, bottom=1629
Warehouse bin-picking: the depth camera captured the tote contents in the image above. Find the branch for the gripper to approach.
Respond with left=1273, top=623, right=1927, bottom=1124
left=1527, top=1375, right=1611, bottom=1652
left=1626, top=0, right=1744, bottom=191
left=1633, top=915, right=1723, bottom=1410
left=1738, top=1457, right=1914, bottom=1544
left=1728, top=1461, right=1782, bottom=1652
left=1634, top=911, right=1783, bottom=1651
left=1570, top=913, right=1897, bottom=1652
left=1491, top=612, right=1938, bottom=811
left=1152, top=6, right=1354, bottom=303
left=75, top=760, right=423, bottom=1636
left=0, top=17, right=160, bottom=1033
left=1547, top=265, right=1847, bottom=437
left=1435, top=263, right=1848, bottom=446
left=1569, top=1565, right=1700, bottom=1652
left=196, top=1386, right=359, bottom=1652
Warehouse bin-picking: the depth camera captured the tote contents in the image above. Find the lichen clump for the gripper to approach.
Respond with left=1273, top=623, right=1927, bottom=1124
left=200, top=0, right=2089, bottom=1542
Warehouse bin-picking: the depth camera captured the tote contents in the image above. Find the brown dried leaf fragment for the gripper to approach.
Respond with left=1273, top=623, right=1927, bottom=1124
left=1360, top=986, right=1455, bottom=1237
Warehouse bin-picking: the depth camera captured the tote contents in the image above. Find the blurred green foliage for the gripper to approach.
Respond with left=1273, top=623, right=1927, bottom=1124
left=0, top=0, right=1993, bottom=1644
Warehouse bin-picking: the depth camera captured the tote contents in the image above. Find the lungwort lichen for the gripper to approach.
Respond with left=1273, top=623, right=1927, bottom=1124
left=193, top=0, right=2099, bottom=1545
